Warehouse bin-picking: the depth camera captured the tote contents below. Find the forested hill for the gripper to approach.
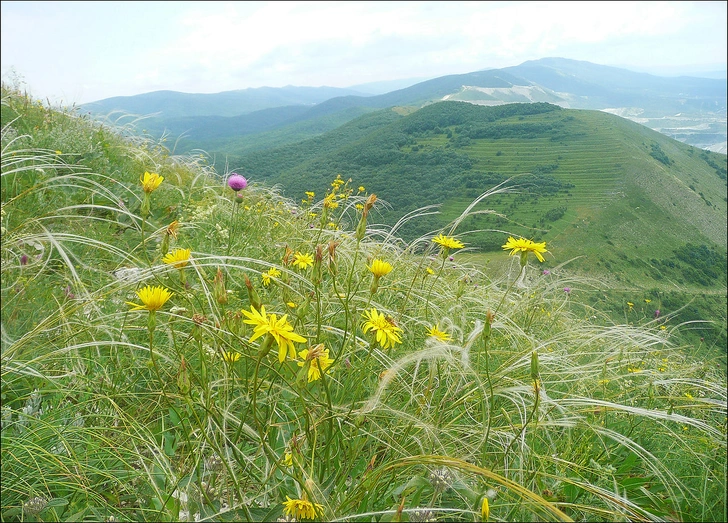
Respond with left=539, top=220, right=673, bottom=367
left=231, top=101, right=727, bottom=288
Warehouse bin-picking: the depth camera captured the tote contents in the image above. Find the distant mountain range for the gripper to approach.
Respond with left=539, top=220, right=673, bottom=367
left=82, top=58, right=727, bottom=154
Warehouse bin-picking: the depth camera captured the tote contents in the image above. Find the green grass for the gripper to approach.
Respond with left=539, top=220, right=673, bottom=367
left=2, top=85, right=727, bottom=522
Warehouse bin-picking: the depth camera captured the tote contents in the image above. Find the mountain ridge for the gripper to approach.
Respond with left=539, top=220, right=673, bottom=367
left=82, top=57, right=726, bottom=153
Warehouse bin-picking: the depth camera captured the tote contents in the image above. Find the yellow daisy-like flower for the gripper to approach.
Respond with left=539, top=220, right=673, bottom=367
left=222, top=351, right=241, bottom=363
left=283, top=496, right=324, bottom=520
left=368, top=259, right=393, bottom=278
left=292, top=252, right=314, bottom=270
left=426, top=324, right=451, bottom=342
left=501, top=236, right=548, bottom=263
left=297, top=344, right=334, bottom=382
left=261, top=267, right=282, bottom=286
left=283, top=452, right=293, bottom=467
left=362, top=308, right=403, bottom=349
left=140, top=171, right=163, bottom=193
left=305, top=191, right=315, bottom=198
left=432, top=234, right=465, bottom=251
left=126, top=285, right=173, bottom=311
left=627, top=302, right=634, bottom=308
left=323, top=193, right=339, bottom=209
left=241, top=305, right=306, bottom=362
left=163, top=248, right=191, bottom=269
left=358, top=186, right=365, bottom=192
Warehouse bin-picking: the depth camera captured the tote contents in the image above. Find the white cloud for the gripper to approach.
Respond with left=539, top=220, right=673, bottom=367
left=1, top=1, right=725, bottom=104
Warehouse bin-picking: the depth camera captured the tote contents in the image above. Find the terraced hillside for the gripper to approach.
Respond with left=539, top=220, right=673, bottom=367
left=235, top=102, right=727, bottom=289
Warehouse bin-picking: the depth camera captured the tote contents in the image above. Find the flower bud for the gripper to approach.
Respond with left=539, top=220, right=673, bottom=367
left=213, top=267, right=228, bottom=305
left=259, top=333, right=274, bottom=358
left=244, top=274, right=262, bottom=311
left=177, top=356, right=191, bottom=395
left=296, top=360, right=311, bottom=388
left=481, top=497, right=490, bottom=522
left=160, top=233, right=170, bottom=256
left=530, top=350, right=539, bottom=382
left=483, top=310, right=495, bottom=340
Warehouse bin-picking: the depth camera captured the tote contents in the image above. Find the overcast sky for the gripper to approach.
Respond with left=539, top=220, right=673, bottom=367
left=2, top=1, right=726, bottom=105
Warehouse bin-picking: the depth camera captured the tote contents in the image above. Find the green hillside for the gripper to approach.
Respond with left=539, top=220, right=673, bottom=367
left=227, top=102, right=727, bottom=346
left=3, top=84, right=727, bottom=523
left=231, top=102, right=726, bottom=277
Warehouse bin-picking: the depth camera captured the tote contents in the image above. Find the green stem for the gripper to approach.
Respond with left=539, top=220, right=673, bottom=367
left=424, top=255, right=447, bottom=323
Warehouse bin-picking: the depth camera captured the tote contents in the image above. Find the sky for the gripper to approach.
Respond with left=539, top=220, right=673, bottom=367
left=1, top=1, right=726, bottom=105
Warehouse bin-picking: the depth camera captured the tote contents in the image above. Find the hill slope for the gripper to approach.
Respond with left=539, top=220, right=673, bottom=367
left=232, top=102, right=727, bottom=289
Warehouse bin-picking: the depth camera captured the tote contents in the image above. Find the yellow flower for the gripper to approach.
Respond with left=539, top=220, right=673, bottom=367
left=358, top=185, right=365, bottom=192
left=298, top=344, right=334, bottom=382
left=501, top=236, right=548, bottom=263
left=126, top=285, right=173, bottom=311
left=368, top=259, right=393, bottom=278
left=163, top=248, right=191, bottom=269
left=287, top=302, right=297, bottom=308
left=644, top=299, right=651, bottom=303
left=292, top=252, right=314, bottom=270
left=432, top=234, right=465, bottom=251
left=222, top=351, right=241, bottom=363
left=305, top=191, right=315, bottom=198
left=362, top=308, right=403, bottom=349
left=426, top=267, right=435, bottom=275
left=282, top=496, right=324, bottom=520
left=627, top=302, right=634, bottom=308
left=283, top=452, right=293, bottom=467
left=242, top=305, right=306, bottom=362
left=426, top=324, right=451, bottom=342
left=660, top=325, right=666, bottom=330
left=481, top=497, right=490, bottom=522
left=323, top=193, right=339, bottom=209
left=140, top=171, right=163, bottom=193
left=261, top=267, right=282, bottom=286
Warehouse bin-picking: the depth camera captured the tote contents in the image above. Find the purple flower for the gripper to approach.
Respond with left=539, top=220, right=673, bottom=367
left=20, top=254, right=28, bottom=266
left=564, top=287, right=571, bottom=294
left=542, top=269, right=551, bottom=275
left=654, top=309, right=660, bottom=318
left=227, top=173, right=248, bottom=191
left=448, top=256, right=454, bottom=261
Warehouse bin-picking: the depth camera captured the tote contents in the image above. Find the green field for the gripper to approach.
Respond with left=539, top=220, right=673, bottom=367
left=2, top=86, right=726, bottom=523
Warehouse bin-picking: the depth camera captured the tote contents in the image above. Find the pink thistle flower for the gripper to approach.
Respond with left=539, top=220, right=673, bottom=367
left=227, top=173, right=248, bottom=191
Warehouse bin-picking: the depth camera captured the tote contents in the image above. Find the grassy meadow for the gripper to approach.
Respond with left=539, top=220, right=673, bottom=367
left=2, top=85, right=727, bottom=522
